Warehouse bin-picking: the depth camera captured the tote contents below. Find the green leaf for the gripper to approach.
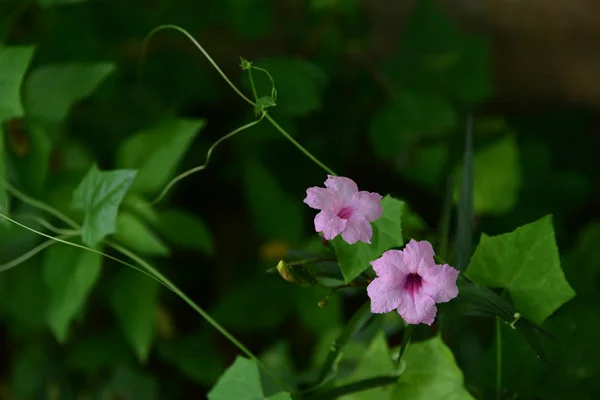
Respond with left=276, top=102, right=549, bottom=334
left=369, top=91, right=457, bottom=160
left=453, top=116, right=473, bottom=271
left=66, top=330, right=133, bottom=373
left=71, top=164, right=138, bottom=247
left=0, top=45, right=35, bottom=122
left=243, top=158, right=304, bottom=244
left=43, top=243, right=103, bottom=342
left=208, top=356, right=291, bottom=400
left=116, top=118, right=204, bottom=194
left=454, top=134, right=521, bottom=215
left=24, top=63, right=115, bottom=123
left=332, top=195, right=404, bottom=283
left=110, top=268, right=160, bottom=363
left=158, top=331, right=224, bottom=386
left=466, top=216, right=576, bottom=323
left=157, top=209, right=213, bottom=255
left=393, top=335, right=474, bottom=399
left=243, top=58, right=326, bottom=117
left=114, top=211, right=170, bottom=257
left=9, top=120, right=52, bottom=196
left=338, top=331, right=396, bottom=400
left=103, top=365, right=159, bottom=400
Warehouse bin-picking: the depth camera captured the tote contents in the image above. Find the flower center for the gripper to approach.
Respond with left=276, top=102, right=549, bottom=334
left=404, top=273, right=423, bottom=294
left=337, top=206, right=354, bottom=220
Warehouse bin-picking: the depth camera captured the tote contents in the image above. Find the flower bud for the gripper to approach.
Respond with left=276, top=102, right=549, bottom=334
left=276, top=260, right=314, bottom=286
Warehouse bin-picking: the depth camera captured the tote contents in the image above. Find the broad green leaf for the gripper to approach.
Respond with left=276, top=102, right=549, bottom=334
left=339, top=331, right=396, bottom=400
left=43, top=243, right=102, bottom=342
left=71, top=164, right=137, bottom=247
left=466, top=216, right=575, bottom=323
left=392, top=335, right=474, bottom=400
left=158, top=331, right=224, bottom=386
left=114, top=211, right=170, bottom=257
left=157, top=209, right=213, bottom=255
left=454, top=134, right=521, bottom=215
left=24, top=62, right=115, bottom=123
left=0, top=45, right=35, bottom=221
left=116, top=118, right=204, bottom=194
left=369, top=92, right=457, bottom=160
left=332, top=195, right=404, bottom=283
left=0, top=45, right=35, bottom=122
left=110, top=268, right=160, bottom=363
left=243, top=58, right=326, bottom=117
left=243, top=158, right=304, bottom=244
left=208, top=356, right=291, bottom=400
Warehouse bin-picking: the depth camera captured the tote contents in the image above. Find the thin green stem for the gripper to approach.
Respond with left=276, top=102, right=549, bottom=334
left=251, top=66, right=277, bottom=100
left=106, top=240, right=293, bottom=393
left=0, top=234, right=74, bottom=272
left=496, top=317, right=502, bottom=400
left=265, top=114, right=336, bottom=176
left=15, top=213, right=80, bottom=236
left=150, top=114, right=266, bottom=206
left=247, top=68, right=259, bottom=102
left=1, top=179, right=79, bottom=229
left=138, top=24, right=255, bottom=107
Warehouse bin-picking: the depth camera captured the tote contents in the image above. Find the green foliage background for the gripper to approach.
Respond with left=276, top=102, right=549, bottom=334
left=0, top=0, right=598, bottom=398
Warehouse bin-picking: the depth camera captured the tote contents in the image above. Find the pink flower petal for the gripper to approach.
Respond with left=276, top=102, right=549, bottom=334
left=421, top=264, right=459, bottom=303
left=324, top=175, right=358, bottom=201
left=367, top=273, right=405, bottom=314
left=397, top=291, right=437, bottom=325
left=371, top=250, right=411, bottom=278
left=314, top=210, right=346, bottom=240
left=341, top=214, right=372, bottom=244
left=402, top=239, right=436, bottom=273
left=304, top=187, right=337, bottom=210
left=349, top=191, right=383, bottom=222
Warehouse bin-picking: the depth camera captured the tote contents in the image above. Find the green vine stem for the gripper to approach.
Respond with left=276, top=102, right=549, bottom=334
left=308, top=375, right=399, bottom=400
left=0, top=234, right=74, bottom=272
left=138, top=24, right=337, bottom=177
left=150, top=113, right=267, bottom=205
left=0, top=185, right=292, bottom=393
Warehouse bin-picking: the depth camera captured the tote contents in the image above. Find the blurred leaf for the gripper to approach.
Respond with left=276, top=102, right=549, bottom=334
left=243, top=58, right=326, bottom=117
left=259, top=341, right=296, bottom=396
left=211, top=276, right=295, bottom=332
left=400, top=144, right=449, bottom=192
left=338, top=331, right=396, bottom=400
left=332, top=195, right=404, bottom=283
left=10, top=342, right=50, bottom=400
left=392, top=335, right=474, bottom=399
left=110, top=268, right=160, bottom=363
left=369, top=92, right=457, bottom=160
left=243, top=158, right=304, bottom=244
left=466, top=216, right=575, bottom=323
left=156, top=209, right=213, bottom=255
left=67, top=330, right=133, bottom=373
left=24, top=63, right=115, bottom=123
left=454, top=134, right=521, bottom=215
left=8, top=120, right=52, bottom=195
left=71, top=164, right=137, bottom=247
left=297, top=286, right=342, bottom=334
left=224, top=0, right=272, bottom=38
left=453, top=116, right=473, bottom=271
left=0, top=45, right=35, bottom=122
left=158, top=331, right=224, bottom=386
left=102, top=365, right=158, bottom=400
left=387, top=0, right=491, bottom=103
left=116, top=118, right=204, bottom=194
left=43, top=243, right=102, bottom=342
left=3, top=259, right=49, bottom=334
left=208, top=356, right=291, bottom=400
left=114, top=211, right=170, bottom=257
left=563, top=221, right=600, bottom=294
left=122, top=192, right=160, bottom=225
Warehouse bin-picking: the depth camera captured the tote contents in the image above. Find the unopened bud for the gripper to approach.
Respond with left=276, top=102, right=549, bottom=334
left=318, top=298, right=328, bottom=308
left=276, top=260, right=314, bottom=285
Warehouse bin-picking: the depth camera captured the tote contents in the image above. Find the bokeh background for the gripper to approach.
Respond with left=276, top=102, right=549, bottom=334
left=1, top=0, right=600, bottom=398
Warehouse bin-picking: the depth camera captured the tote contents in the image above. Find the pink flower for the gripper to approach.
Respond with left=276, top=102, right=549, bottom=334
left=303, top=175, right=383, bottom=244
left=367, top=239, right=459, bottom=325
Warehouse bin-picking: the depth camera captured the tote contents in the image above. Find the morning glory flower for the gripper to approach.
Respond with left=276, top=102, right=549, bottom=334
left=303, top=175, right=383, bottom=245
left=367, top=239, right=459, bottom=325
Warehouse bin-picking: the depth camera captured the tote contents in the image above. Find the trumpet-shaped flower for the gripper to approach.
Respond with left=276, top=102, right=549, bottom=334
left=367, top=239, right=459, bottom=325
left=303, top=175, right=382, bottom=244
